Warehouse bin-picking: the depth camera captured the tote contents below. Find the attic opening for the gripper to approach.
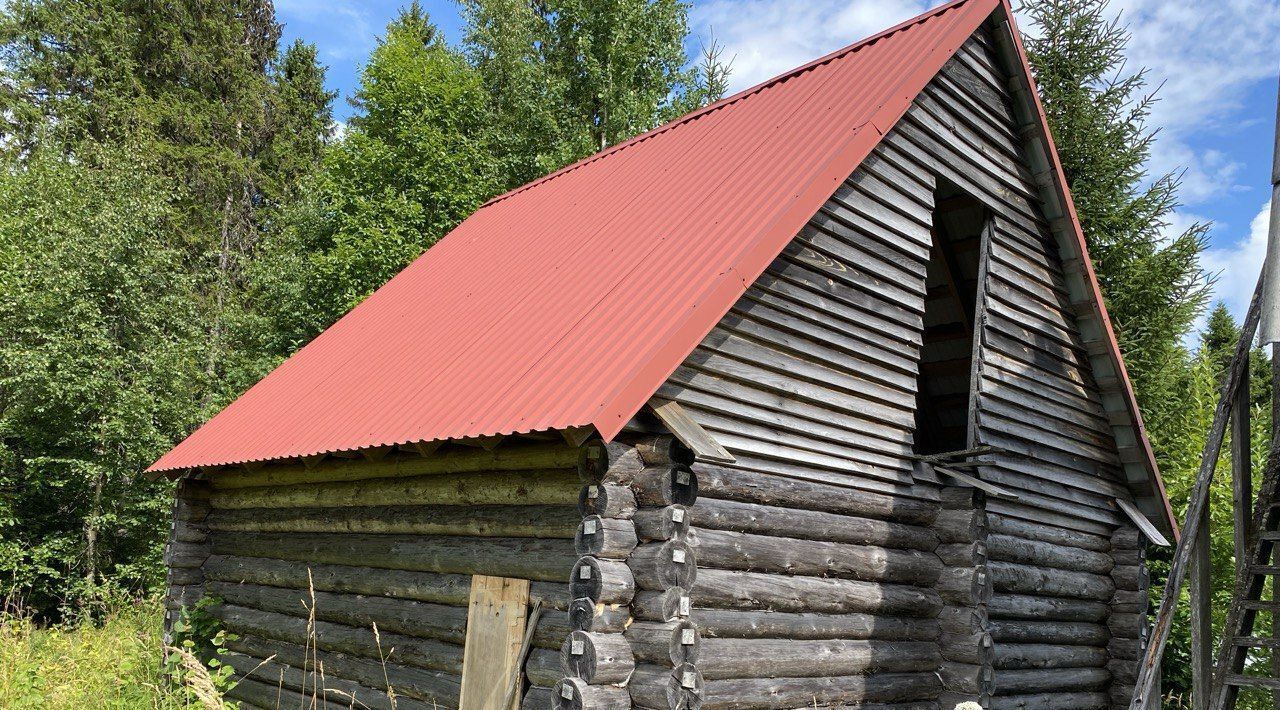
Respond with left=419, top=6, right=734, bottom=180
left=913, top=182, right=988, bottom=455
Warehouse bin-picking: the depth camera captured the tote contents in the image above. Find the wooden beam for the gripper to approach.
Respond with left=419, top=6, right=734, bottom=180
left=1115, top=498, right=1171, bottom=548
left=560, top=425, right=597, bottom=448
left=1191, top=503, right=1212, bottom=709
left=459, top=575, right=530, bottom=710
left=412, top=440, right=443, bottom=457
left=930, top=463, right=1018, bottom=501
left=647, top=398, right=735, bottom=463
left=300, top=454, right=326, bottom=469
left=361, top=445, right=391, bottom=462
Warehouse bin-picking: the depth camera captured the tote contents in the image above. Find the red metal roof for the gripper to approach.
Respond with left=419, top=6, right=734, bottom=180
left=150, top=0, right=1020, bottom=474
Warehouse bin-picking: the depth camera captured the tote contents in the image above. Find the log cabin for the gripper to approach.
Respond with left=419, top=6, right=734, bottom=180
left=150, top=0, right=1173, bottom=708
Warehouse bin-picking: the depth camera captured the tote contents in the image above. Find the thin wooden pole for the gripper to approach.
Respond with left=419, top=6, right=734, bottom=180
left=1234, top=365, right=1253, bottom=573
left=1191, top=507, right=1212, bottom=710
left=1130, top=276, right=1264, bottom=710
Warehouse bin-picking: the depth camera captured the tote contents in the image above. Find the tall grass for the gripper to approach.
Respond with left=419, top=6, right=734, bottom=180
left=0, top=596, right=221, bottom=709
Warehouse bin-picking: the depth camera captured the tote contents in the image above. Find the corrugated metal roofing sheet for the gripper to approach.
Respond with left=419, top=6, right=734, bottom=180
left=149, top=0, right=1005, bottom=473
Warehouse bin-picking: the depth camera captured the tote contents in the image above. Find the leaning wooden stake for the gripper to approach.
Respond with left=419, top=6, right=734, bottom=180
left=1130, top=276, right=1265, bottom=710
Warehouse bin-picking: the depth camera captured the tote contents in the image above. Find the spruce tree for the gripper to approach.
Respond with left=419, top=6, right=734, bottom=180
left=1019, top=0, right=1209, bottom=429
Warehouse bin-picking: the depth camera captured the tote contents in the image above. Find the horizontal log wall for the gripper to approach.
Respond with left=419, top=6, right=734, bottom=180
left=178, top=441, right=582, bottom=710
left=653, top=75, right=948, bottom=707
left=915, top=29, right=1138, bottom=706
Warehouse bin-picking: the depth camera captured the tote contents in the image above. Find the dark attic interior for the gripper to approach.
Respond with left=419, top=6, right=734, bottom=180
left=913, top=183, right=986, bottom=456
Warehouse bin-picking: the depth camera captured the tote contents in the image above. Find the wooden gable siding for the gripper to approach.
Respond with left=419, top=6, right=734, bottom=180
left=657, top=26, right=1143, bottom=710
left=652, top=57, right=948, bottom=708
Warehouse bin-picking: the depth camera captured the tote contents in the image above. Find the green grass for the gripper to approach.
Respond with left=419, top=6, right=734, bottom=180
left=0, top=597, right=225, bottom=709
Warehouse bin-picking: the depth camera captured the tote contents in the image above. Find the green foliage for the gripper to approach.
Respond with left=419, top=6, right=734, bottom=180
left=0, top=149, right=204, bottom=614
left=0, top=596, right=229, bottom=708
left=1019, top=0, right=1210, bottom=430
left=167, top=597, right=237, bottom=697
left=251, top=4, right=501, bottom=350
left=0, top=0, right=332, bottom=616
left=462, top=0, right=731, bottom=186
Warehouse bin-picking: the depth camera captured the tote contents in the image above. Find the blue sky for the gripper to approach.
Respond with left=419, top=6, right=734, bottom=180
left=276, top=0, right=1280, bottom=338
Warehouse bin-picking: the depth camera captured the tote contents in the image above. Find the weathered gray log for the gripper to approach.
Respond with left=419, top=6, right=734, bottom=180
left=994, top=667, right=1110, bottom=694
left=212, top=603, right=463, bottom=673
left=1111, top=547, right=1143, bottom=566
left=553, top=677, right=632, bottom=710
left=940, top=485, right=986, bottom=510
left=168, top=567, right=202, bottom=586
left=1107, top=612, right=1146, bottom=639
left=571, top=556, right=636, bottom=604
left=561, top=630, right=635, bottom=685
left=212, top=442, right=580, bottom=489
left=632, top=587, right=691, bottom=622
left=698, top=639, right=938, bottom=680
left=568, top=598, right=631, bottom=633
left=204, top=554, right=568, bottom=608
left=1107, top=657, right=1137, bottom=684
left=1110, top=563, right=1147, bottom=592
left=986, top=534, right=1114, bottom=574
left=688, top=497, right=938, bottom=551
left=578, top=441, right=646, bottom=483
left=988, top=620, right=1109, bottom=645
left=522, top=649, right=563, bottom=690
left=994, top=643, right=1108, bottom=669
left=695, top=465, right=938, bottom=526
left=940, top=660, right=995, bottom=696
left=987, top=593, right=1108, bottom=622
left=208, top=580, right=568, bottom=650
left=633, top=505, right=691, bottom=541
left=989, top=691, right=1109, bottom=710
left=936, top=542, right=987, bottom=567
left=223, top=671, right=434, bottom=710
left=628, top=541, right=698, bottom=590
left=695, top=608, right=939, bottom=641
left=172, top=525, right=208, bottom=544
left=576, top=516, right=639, bottom=558
left=686, top=527, right=941, bottom=585
left=699, top=671, right=942, bottom=709
left=222, top=650, right=438, bottom=710
left=209, top=580, right=468, bottom=644
left=579, top=484, right=638, bottom=519
left=210, top=469, right=581, bottom=509
left=627, top=434, right=695, bottom=467
left=1109, top=589, right=1149, bottom=615
left=1108, top=637, right=1143, bottom=660
left=226, top=633, right=460, bottom=704
left=940, top=632, right=995, bottom=665
left=626, top=620, right=700, bottom=665
left=630, top=466, right=698, bottom=507
left=173, top=497, right=210, bottom=523
left=689, top=568, right=942, bottom=616
left=988, top=561, right=1114, bottom=600
left=988, top=513, right=1110, bottom=552
left=630, top=663, right=702, bottom=710
left=938, top=606, right=988, bottom=635
left=937, top=565, right=993, bottom=605
left=166, top=542, right=211, bottom=568
left=205, top=503, right=579, bottom=538
left=1110, top=526, right=1141, bottom=550
left=934, top=508, right=987, bottom=543
left=210, top=531, right=576, bottom=582
left=523, top=686, right=554, bottom=710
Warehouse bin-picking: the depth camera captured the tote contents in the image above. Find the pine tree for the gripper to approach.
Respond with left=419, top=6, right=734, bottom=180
left=1019, top=0, right=1209, bottom=427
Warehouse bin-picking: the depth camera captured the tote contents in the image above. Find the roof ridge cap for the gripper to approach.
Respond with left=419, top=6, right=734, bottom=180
left=477, top=0, right=975, bottom=210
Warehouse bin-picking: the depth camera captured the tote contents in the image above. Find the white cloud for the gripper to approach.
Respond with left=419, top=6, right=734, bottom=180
left=1196, top=202, right=1273, bottom=335
left=691, top=0, right=940, bottom=93
left=1101, top=0, right=1280, bottom=207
